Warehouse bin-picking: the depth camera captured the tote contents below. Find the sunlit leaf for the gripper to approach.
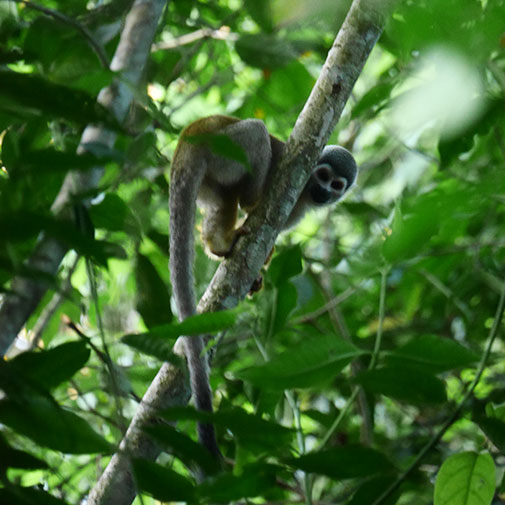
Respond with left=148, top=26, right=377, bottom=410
left=434, top=452, right=495, bottom=505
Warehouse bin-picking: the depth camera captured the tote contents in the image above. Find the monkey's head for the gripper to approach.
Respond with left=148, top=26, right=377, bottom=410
left=306, top=146, right=358, bottom=206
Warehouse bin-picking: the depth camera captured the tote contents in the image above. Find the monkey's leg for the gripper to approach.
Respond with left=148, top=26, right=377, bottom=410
left=201, top=192, right=240, bottom=257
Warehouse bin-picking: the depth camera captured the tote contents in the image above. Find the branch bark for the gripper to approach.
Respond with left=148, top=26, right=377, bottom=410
left=0, top=0, right=168, bottom=356
left=86, top=1, right=395, bottom=504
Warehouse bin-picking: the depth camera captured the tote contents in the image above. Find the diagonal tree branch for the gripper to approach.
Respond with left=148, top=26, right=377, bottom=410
left=0, top=0, right=169, bottom=356
left=200, top=0, right=394, bottom=312
left=87, top=1, right=396, bottom=504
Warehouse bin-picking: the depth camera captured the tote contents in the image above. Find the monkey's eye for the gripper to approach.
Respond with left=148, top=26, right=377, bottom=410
left=331, top=178, right=346, bottom=192
left=316, top=167, right=331, bottom=183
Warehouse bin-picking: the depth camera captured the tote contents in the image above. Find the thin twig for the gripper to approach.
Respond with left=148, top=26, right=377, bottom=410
left=152, top=27, right=238, bottom=51
left=293, top=286, right=359, bottom=325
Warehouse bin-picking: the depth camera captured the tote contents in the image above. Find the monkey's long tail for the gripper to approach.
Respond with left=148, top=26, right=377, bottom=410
left=169, top=166, right=222, bottom=464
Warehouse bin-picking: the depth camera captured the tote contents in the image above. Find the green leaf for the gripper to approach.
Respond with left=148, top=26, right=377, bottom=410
left=197, top=463, right=278, bottom=501
left=121, top=332, right=181, bottom=362
left=356, top=366, right=447, bottom=405
left=6, top=341, right=90, bottom=391
left=0, top=433, right=48, bottom=470
left=385, top=335, right=479, bottom=373
left=214, top=408, right=293, bottom=451
left=288, top=446, right=395, bottom=479
left=237, top=334, right=362, bottom=389
left=0, top=69, right=116, bottom=127
left=143, top=424, right=216, bottom=475
left=0, top=487, right=70, bottom=505
left=271, top=281, right=298, bottom=334
left=90, top=193, right=138, bottom=234
left=347, top=475, right=399, bottom=505
left=474, top=416, right=505, bottom=454
left=124, top=309, right=239, bottom=342
left=268, top=245, right=303, bottom=286
left=434, top=452, right=495, bottom=505
left=132, top=459, right=196, bottom=502
left=134, top=253, right=173, bottom=329
left=351, top=81, right=396, bottom=119
left=236, top=33, right=297, bottom=69
left=0, top=396, right=112, bottom=454
left=243, top=0, right=275, bottom=32
left=0, top=211, right=126, bottom=264
left=382, top=200, right=439, bottom=263
left=161, top=406, right=293, bottom=451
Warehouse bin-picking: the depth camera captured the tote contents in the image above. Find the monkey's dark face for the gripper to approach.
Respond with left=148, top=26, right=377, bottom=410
left=307, top=145, right=358, bottom=206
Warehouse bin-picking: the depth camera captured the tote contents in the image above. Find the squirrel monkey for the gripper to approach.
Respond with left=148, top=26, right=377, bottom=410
left=169, top=115, right=357, bottom=466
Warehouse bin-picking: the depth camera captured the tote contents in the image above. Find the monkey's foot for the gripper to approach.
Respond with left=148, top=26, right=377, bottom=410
left=248, top=275, right=263, bottom=295
left=222, top=226, right=250, bottom=258
left=205, top=227, right=248, bottom=258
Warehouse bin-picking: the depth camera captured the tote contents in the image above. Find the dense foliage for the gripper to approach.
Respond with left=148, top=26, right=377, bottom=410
left=1, top=0, right=505, bottom=504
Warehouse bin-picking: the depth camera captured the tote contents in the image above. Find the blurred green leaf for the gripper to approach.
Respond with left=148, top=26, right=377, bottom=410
left=132, top=459, right=196, bottom=502
left=352, top=81, right=395, bottom=119
left=356, top=366, right=447, bottom=405
left=269, top=245, right=303, bottom=286
left=124, top=309, right=239, bottom=341
left=144, top=424, right=216, bottom=475
left=288, top=446, right=395, bottom=479
left=474, top=416, right=505, bottom=454
left=198, top=463, right=278, bottom=501
left=90, top=193, right=138, bottom=234
left=0, top=487, right=70, bottom=505
left=382, top=200, right=439, bottom=263
left=347, top=475, right=400, bottom=505
left=0, top=396, right=112, bottom=454
left=271, top=281, right=298, bottom=334
left=0, top=69, right=116, bottom=126
left=243, top=0, right=275, bottom=32
left=121, top=332, right=181, bottom=362
left=161, top=406, right=294, bottom=451
left=236, top=33, right=297, bottom=69
left=237, top=334, right=363, bottom=389
left=134, top=252, right=173, bottom=328
left=0, top=433, right=48, bottom=470
left=6, top=341, right=90, bottom=391
left=0, top=211, right=126, bottom=264
left=385, top=334, right=479, bottom=373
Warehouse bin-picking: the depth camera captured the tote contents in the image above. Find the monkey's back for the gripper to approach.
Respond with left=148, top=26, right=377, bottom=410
left=171, top=115, right=242, bottom=175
